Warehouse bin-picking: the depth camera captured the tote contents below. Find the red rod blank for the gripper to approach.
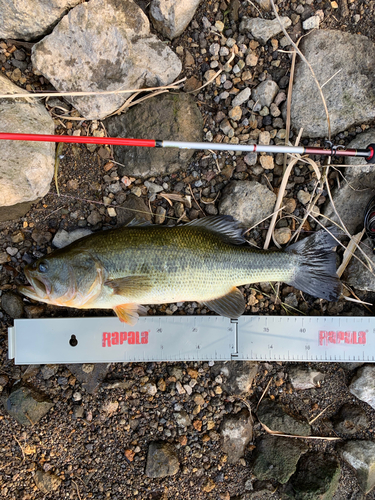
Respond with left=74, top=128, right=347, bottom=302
left=0, top=132, right=156, bottom=148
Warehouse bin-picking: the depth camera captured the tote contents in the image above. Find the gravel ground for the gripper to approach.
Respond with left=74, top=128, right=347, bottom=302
left=1, top=0, right=375, bottom=498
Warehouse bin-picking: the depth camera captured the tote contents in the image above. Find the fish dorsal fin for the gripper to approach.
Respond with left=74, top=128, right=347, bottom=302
left=185, top=215, right=246, bottom=245
left=113, top=303, right=147, bottom=325
left=105, top=275, right=153, bottom=297
left=126, top=218, right=153, bottom=228
left=202, top=287, right=245, bottom=319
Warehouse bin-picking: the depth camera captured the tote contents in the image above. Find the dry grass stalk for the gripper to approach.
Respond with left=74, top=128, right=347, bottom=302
left=337, top=229, right=366, bottom=278
left=13, top=435, right=26, bottom=462
left=244, top=0, right=263, bottom=17
left=256, top=378, right=273, bottom=411
left=188, top=184, right=206, bottom=217
left=342, top=283, right=373, bottom=310
left=263, top=156, right=299, bottom=249
left=283, top=43, right=298, bottom=174
left=187, top=52, right=235, bottom=94
left=308, top=404, right=333, bottom=425
left=260, top=422, right=341, bottom=440
left=159, top=193, right=192, bottom=208
left=0, top=78, right=187, bottom=100
left=243, top=206, right=286, bottom=234
left=323, top=179, right=373, bottom=269
left=321, top=68, right=343, bottom=89
left=200, top=192, right=219, bottom=205
left=72, top=480, right=83, bottom=500
left=309, top=213, right=375, bottom=277
left=342, top=294, right=373, bottom=307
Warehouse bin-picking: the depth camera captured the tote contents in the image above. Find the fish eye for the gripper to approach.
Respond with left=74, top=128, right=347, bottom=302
left=38, top=261, right=49, bottom=273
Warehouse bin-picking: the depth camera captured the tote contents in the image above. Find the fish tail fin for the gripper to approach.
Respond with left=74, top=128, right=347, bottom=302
left=285, top=229, right=342, bottom=301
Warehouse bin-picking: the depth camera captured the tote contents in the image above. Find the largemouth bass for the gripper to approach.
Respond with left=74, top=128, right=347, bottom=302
left=19, top=216, right=341, bottom=324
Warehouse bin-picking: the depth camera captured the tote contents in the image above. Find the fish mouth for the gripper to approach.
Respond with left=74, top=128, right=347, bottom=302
left=19, top=269, right=51, bottom=300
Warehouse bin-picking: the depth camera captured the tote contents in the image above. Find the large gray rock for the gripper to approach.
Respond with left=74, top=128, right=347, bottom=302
left=253, top=435, right=308, bottom=484
left=105, top=93, right=203, bottom=178
left=221, top=409, right=253, bottom=464
left=289, top=30, right=375, bottom=137
left=0, top=74, right=55, bottom=215
left=332, top=404, right=370, bottom=436
left=1, top=292, right=24, bottom=319
left=3, top=383, right=54, bottom=426
left=211, top=361, right=259, bottom=396
left=239, top=17, right=292, bottom=44
left=150, top=0, right=201, bottom=39
left=349, top=365, right=375, bottom=410
left=31, top=0, right=182, bottom=120
left=0, top=0, right=81, bottom=41
left=339, top=441, right=375, bottom=494
left=34, top=470, right=62, bottom=494
left=323, top=130, right=375, bottom=235
left=257, top=399, right=311, bottom=436
left=145, top=441, right=179, bottom=478
left=67, top=363, right=110, bottom=394
left=290, top=453, right=341, bottom=500
left=343, top=239, right=375, bottom=292
left=219, top=181, right=276, bottom=227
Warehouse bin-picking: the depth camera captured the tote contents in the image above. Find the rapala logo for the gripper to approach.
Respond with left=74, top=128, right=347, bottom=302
left=102, top=331, right=149, bottom=347
left=319, top=330, right=366, bottom=346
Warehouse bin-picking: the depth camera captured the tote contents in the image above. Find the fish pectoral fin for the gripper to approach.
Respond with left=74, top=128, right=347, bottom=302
left=113, top=303, right=147, bottom=325
left=105, top=275, right=152, bottom=297
left=202, top=287, right=245, bottom=319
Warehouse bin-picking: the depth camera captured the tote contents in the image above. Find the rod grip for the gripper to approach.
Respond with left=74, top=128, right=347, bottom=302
left=366, top=144, right=375, bottom=163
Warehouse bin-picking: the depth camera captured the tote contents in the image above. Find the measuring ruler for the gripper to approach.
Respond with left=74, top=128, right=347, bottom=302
left=7, top=315, right=374, bottom=365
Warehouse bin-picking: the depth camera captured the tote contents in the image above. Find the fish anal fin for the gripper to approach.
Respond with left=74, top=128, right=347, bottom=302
left=105, top=275, right=152, bottom=297
left=113, top=303, right=147, bottom=325
left=203, top=287, right=245, bottom=319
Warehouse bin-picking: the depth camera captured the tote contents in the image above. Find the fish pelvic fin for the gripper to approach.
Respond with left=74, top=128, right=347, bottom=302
left=113, top=303, right=147, bottom=325
left=285, top=229, right=342, bottom=301
left=202, top=286, right=246, bottom=319
left=105, top=275, right=153, bottom=297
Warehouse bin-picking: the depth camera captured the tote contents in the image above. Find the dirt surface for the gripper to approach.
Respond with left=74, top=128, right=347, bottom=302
left=1, top=0, right=375, bottom=499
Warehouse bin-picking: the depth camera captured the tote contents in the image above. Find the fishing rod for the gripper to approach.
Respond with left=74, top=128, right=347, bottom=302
left=0, top=132, right=374, bottom=162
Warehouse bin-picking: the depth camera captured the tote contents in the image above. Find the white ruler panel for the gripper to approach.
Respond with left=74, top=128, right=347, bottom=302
left=238, top=316, right=374, bottom=362
left=8, top=315, right=235, bottom=365
left=8, top=315, right=375, bottom=365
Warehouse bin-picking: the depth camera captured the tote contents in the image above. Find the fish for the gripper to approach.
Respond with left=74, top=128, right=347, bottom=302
left=18, top=216, right=342, bottom=325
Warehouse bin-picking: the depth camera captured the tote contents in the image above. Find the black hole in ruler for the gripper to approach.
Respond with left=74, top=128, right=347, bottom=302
left=69, top=334, right=78, bottom=347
